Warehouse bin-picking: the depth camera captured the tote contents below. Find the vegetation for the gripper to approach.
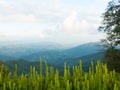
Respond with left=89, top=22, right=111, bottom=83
left=99, top=0, right=120, bottom=71
left=99, top=0, right=120, bottom=47
left=0, top=0, right=119, bottom=90
left=0, top=51, right=103, bottom=75
left=0, top=60, right=120, bottom=90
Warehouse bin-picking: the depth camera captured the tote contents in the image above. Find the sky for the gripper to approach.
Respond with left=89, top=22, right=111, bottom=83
left=0, top=0, right=109, bottom=46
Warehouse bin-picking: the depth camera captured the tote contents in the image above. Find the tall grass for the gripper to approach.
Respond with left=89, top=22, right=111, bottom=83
left=0, top=60, right=120, bottom=90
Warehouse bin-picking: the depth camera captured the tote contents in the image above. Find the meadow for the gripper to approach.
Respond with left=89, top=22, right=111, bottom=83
left=0, top=60, right=120, bottom=90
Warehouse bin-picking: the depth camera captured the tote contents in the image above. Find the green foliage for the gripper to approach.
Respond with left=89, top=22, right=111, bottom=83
left=102, top=47, right=120, bottom=72
left=104, top=47, right=120, bottom=61
left=0, top=60, right=120, bottom=90
left=99, top=0, right=120, bottom=47
left=99, top=0, right=120, bottom=73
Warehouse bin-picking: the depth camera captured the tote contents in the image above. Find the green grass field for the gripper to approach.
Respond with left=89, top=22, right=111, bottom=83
left=0, top=60, right=120, bottom=90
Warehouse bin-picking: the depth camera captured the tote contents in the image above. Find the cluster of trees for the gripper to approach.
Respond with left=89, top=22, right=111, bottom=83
left=99, top=0, right=120, bottom=71
left=0, top=61, right=120, bottom=90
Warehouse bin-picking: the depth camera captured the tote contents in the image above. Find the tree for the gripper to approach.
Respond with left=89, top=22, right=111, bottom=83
left=104, top=47, right=120, bottom=61
left=103, top=47, right=120, bottom=72
left=99, top=0, right=120, bottom=72
left=99, top=0, right=120, bottom=47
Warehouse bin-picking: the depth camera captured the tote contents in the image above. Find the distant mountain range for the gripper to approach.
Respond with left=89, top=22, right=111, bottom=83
left=3, top=52, right=104, bottom=74
left=0, top=41, right=105, bottom=67
left=0, top=41, right=106, bottom=74
left=62, top=42, right=104, bottom=57
left=0, top=41, right=64, bottom=59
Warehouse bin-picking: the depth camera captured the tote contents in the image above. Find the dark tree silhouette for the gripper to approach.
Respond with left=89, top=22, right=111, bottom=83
left=99, top=0, right=120, bottom=72
left=99, top=0, right=120, bottom=47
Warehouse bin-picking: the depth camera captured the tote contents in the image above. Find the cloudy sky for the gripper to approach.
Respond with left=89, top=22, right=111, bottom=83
left=0, top=0, right=109, bottom=46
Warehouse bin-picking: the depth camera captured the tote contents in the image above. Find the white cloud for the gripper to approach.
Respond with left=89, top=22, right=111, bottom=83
left=0, top=0, right=109, bottom=45
left=72, top=32, right=105, bottom=40
left=55, top=9, right=106, bottom=45
left=0, top=14, right=37, bottom=22
left=0, top=0, right=66, bottom=22
left=0, top=15, right=4, bottom=21
left=0, top=0, right=14, bottom=14
left=0, top=32, right=45, bottom=40
left=63, top=11, right=88, bottom=34
left=0, top=1, right=12, bottom=9
left=0, top=32, right=5, bottom=37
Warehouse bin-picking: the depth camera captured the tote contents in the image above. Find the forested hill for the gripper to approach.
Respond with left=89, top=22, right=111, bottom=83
left=0, top=42, right=105, bottom=73
left=0, top=42, right=104, bottom=61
